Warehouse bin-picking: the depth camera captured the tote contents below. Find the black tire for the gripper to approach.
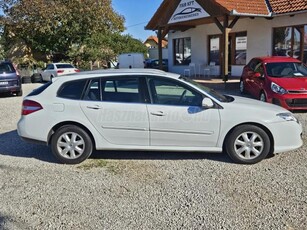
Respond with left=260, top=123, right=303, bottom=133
left=16, top=90, right=23, bottom=96
left=22, top=76, right=31, bottom=84
left=51, top=125, right=93, bottom=164
left=31, top=73, right=42, bottom=83
left=225, top=125, right=271, bottom=164
left=259, top=91, right=267, bottom=102
left=239, top=79, right=245, bottom=94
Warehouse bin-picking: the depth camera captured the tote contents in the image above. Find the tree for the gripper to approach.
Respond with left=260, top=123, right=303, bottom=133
left=0, top=0, right=125, bottom=61
left=69, top=32, right=148, bottom=67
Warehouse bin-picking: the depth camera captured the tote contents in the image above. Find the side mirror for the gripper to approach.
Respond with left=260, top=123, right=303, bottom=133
left=254, top=72, right=262, bottom=78
left=202, top=98, right=214, bottom=108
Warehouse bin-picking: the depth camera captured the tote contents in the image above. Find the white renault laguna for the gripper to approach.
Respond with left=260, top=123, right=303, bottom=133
left=17, top=69, right=303, bottom=164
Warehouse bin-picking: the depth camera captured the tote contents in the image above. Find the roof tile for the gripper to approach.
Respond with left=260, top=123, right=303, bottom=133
left=269, top=0, right=307, bottom=14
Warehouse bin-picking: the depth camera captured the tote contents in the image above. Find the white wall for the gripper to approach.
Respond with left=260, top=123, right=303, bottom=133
left=167, top=13, right=307, bottom=77
left=148, top=48, right=168, bottom=59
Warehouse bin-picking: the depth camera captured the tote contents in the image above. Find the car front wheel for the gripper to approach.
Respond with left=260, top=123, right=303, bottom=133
left=225, top=125, right=271, bottom=164
left=239, top=79, right=245, bottom=94
left=51, top=125, right=93, bottom=164
left=259, top=92, right=267, bottom=102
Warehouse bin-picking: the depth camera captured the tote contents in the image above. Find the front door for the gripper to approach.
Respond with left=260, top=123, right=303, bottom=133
left=147, top=77, right=220, bottom=147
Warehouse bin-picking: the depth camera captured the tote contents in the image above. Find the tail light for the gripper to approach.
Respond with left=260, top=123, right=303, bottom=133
left=57, top=70, right=64, bottom=74
left=22, top=100, right=43, bottom=115
left=74, top=69, right=80, bottom=72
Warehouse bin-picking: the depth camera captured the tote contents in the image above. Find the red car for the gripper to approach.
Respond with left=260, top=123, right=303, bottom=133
left=240, top=56, right=307, bottom=110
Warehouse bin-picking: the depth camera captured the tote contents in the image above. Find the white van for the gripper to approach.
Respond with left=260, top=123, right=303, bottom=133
left=118, top=53, right=145, bottom=69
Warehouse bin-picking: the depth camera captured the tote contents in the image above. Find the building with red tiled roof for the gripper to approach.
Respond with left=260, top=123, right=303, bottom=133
left=144, top=36, right=168, bottom=49
left=146, top=0, right=307, bottom=77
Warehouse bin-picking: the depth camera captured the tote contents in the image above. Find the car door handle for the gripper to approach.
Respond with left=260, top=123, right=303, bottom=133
left=86, top=105, right=102, bottom=110
left=150, top=111, right=166, bottom=116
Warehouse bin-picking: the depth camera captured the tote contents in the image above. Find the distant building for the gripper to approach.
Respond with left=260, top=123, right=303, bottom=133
left=146, top=0, right=307, bottom=77
left=144, top=36, right=168, bottom=49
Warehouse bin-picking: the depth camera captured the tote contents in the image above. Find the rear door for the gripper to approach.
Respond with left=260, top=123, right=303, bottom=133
left=80, top=76, right=150, bottom=146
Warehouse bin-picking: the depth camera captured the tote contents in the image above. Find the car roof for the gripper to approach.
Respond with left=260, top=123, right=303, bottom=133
left=255, top=56, right=301, bottom=63
left=53, top=69, right=180, bottom=82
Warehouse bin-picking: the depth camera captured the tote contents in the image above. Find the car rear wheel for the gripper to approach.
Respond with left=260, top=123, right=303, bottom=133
left=16, top=90, right=23, bottom=96
left=225, top=125, right=270, bottom=164
left=51, top=125, right=93, bottom=164
left=239, top=79, right=245, bottom=94
left=259, top=92, right=267, bottom=102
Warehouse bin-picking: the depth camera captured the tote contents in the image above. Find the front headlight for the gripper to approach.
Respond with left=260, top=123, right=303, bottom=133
left=277, top=113, right=298, bottom=123
left=271, top=82, right=288, bottom=94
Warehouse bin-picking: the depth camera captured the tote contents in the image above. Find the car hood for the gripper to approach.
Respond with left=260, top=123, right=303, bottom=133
left=221, top=95, right=287, bottom=115
left=270, top=77, right=307, bottom=90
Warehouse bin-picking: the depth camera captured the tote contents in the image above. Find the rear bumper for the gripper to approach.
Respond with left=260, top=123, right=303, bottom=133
left=0, top=85, right=22, bottom=93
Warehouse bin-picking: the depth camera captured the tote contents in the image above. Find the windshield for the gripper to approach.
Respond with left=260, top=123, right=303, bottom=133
left=265, top=62, right=307, bottom=77
left=181, top=77, right=229, bottom=102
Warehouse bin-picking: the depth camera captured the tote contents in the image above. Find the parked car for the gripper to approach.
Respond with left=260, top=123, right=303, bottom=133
left=41, top=63, right=80, bottom=82
left=18, top=69, right=302, bottom=164
left=145, top=58, right=168, bottom=71
left=240, top=56, right=307, bottom=110
left=0, top=61, right=22, bottom=96
left=117, top=53, right=145, bottom=69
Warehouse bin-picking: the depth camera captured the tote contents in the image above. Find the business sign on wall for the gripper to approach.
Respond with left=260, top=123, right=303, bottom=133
left=168, top=0, right=209, bottom=24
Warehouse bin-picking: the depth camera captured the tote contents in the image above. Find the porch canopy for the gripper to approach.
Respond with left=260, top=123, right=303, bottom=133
left=145, top=0, right=307, bottom=80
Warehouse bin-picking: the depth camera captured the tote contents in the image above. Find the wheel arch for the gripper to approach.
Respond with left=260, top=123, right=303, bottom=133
left=47, top=121, right=96, bottom=149
left=222, top=122, right=274, bottom=155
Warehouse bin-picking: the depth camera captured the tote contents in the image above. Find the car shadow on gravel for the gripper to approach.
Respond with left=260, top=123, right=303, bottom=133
left=0, top=130, right=233, bottom=164
left=0, top=130, right=57, bottom=163
left=90, top=150, right=233, bottom=163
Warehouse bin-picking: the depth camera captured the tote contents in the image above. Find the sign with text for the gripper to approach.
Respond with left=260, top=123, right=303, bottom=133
left=168, top=0, right=209, bottom=24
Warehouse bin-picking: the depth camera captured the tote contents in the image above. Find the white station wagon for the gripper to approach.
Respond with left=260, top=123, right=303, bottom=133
left=17, top=69, right=303, bottom=164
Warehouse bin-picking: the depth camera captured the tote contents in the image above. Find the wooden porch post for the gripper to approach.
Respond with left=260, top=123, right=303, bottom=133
left=157, top=27, right=163, bottom=70
left=222, top=15, right=230, bottom=82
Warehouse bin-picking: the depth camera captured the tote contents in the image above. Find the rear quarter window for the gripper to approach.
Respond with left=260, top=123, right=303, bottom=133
left=28, top=81, right=52, bottom=96
left=57, top=79, right=87, bottom=99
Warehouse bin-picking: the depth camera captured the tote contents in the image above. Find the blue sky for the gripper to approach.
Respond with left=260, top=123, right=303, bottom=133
left=112, top=0, right=163, bottom=42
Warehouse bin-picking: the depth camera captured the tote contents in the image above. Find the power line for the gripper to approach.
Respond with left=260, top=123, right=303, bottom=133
left=126, top=21, right=148, bottom=28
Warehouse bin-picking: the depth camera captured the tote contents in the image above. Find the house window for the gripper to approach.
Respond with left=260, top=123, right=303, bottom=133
left=234, top=33, right=247, bottom=65
left=273, top=25, right=307, bottom=64
left=173, top=37, right=191, bottom=65
left=209, top=32, right=247, bottom=66
left=209, top=35, right=220, bottom=65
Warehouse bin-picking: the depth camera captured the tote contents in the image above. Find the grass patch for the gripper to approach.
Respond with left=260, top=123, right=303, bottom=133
left=77, top=159, right=120, bottom=174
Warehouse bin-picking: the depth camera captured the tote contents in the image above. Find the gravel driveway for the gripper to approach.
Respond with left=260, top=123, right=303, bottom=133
left=0, top=83, right=306, bottom=230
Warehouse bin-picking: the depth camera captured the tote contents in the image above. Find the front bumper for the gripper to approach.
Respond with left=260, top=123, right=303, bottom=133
left=269, top=93, right=307, bottom=110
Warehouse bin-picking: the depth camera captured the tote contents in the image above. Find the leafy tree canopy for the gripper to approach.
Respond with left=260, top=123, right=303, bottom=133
left=0, top=0, right=140, bottom=62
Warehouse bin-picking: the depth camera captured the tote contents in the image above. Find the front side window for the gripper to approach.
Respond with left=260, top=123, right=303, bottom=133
left=173, top=37, right=191, bottom=65
left=102, top=78, right=141, bottom=103
left=57, top=79, right=87, bottom=99
left=46, top=64, right=54, bottom=70
left=148, top=78, right=203, bottom=106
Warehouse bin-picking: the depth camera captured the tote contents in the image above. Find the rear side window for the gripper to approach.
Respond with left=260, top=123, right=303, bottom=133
left=57, top=79, right=87, bottom=99
left=102, top=78, right=142, bottom=103
left=28, top=81, right=52, bottom=96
